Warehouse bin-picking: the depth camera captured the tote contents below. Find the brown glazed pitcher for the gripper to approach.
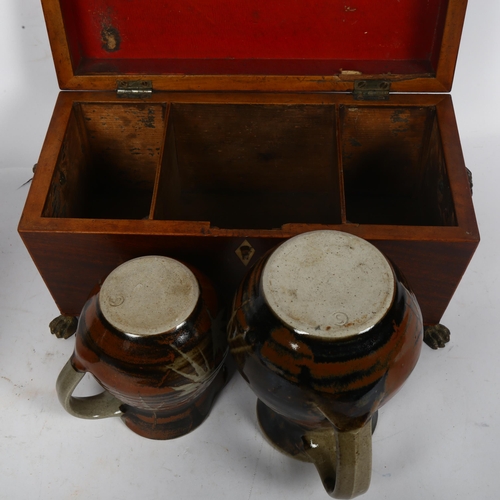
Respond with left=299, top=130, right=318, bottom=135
left=56, top=255, right=228, bottom=439
left=228, top=230, right=423, bottom=498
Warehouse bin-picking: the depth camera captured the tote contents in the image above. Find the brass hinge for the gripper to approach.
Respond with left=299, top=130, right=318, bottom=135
left=353, top=80, right=391, bottom=101
left=116, top=80, right=153, bottom=98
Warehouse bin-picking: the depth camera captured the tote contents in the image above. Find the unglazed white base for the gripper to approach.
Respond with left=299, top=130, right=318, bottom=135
left=99, top=256, right=200, bottom=336
left=262, top=230, right=395, bottom=339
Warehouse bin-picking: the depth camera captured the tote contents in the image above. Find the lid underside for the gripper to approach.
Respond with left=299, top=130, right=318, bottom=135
left=43, top=0, right=466, bottom=91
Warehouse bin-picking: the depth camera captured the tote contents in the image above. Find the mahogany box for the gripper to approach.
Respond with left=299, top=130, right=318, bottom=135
left=19, top=0, right=479, bottom=333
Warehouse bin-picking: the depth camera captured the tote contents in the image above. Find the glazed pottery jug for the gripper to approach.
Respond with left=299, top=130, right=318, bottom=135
left=56, top=255, right=228, bottom=439
left=228, top=230, right=423, bottom=498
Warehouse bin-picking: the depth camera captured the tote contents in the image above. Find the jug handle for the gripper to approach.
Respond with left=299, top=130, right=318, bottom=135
left=302, top=420, right=372, bottom=499
left=56, top=358, right=123, bottom=419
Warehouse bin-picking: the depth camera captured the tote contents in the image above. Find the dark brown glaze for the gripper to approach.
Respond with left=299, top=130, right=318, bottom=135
left=71, top=265, right=228, bottom=439
left=228, top=253, right=423, bottom=432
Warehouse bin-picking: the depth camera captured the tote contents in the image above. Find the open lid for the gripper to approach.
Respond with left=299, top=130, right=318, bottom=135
left=42, top=0, right=467, bottom=93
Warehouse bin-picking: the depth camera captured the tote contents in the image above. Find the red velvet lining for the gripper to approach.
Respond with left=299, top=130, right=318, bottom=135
left=60, top=0, right=449, bottom=76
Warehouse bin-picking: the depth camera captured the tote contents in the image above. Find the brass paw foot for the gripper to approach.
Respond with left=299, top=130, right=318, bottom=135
left=49, top=315, right=78, bottom=339
left=424, top=324, right=450, bottom=349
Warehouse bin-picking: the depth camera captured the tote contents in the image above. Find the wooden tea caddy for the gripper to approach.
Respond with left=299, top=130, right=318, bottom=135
left=19, top=0, right=479, bottom=343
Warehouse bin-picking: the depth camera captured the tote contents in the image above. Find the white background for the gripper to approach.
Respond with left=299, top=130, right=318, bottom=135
left=0, top=1, right=499, bottom=499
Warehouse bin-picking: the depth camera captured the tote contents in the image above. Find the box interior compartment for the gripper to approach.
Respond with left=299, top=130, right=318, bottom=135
left=153, top=103, right=341, bottom=229
left=57, top=0, right=449, bottom=76
left=340, top=105, right=457, bottom=226
left=43, top=102, right=167, bottom=220
left=42, top=101, right=458, bottom=228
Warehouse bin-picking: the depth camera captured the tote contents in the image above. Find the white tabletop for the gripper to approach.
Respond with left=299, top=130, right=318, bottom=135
left=1, top=2, right=499, bottom=499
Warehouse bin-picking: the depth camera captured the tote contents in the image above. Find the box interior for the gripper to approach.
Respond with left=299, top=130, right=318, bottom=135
left=43, top=101, right=457, bottom=228
left=153, top=104, right=340, bottom=229
left=340, top=105, right=456, bottom=226
left=43, top=103, right=167, bottom=220
left=57, top=0, right=449, bottom=77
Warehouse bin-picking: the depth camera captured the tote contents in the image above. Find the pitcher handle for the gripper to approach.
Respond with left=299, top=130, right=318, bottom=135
left=303, top=420, right=372, bottom=499
left=56, top=358, right=123, bottom=419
